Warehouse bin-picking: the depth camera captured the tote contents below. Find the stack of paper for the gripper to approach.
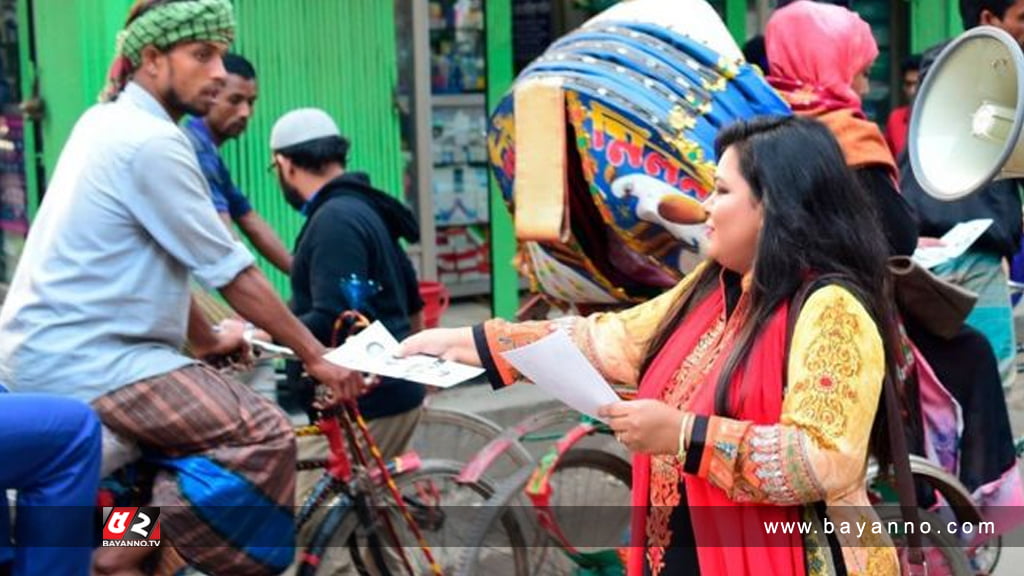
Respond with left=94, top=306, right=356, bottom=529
left=912, top=219, right=993, bottom=270
left=501, top=330, right=621, bottom=421
left=324, top=322, right=483, bottom=388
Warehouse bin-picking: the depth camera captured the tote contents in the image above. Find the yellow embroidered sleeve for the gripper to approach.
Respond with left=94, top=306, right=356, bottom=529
left=483, top=261, right=710, bottom=387
left=697, top=285, right=885, bottom=504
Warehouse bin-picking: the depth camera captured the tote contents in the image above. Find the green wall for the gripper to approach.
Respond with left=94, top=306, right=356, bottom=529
left=30, top=0, right=133, bottom=213
left=486, top=0, right=517, bottom=319
left=225, top=0, right=404, bottom=297
left=911, top=0, right=962, bottom=53
left=27, top=0, right=403, bottom=298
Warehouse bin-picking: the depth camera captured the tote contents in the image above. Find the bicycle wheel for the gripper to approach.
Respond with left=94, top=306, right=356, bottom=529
left=454, top=466, right=536, bottom=576
left=411, top=407, right=533, bottom=479
left=301, top=458, right=529, bottom=575
left=970, top=533, right=1001, bottom=576
left=295, top=491, right=360, bottom=576
left=874, top=507, right=973, bottom=576
left=456, top=448, right=632, bottom=576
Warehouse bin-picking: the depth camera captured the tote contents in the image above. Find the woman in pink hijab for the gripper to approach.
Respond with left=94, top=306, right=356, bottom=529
left=767, top=0, right=876, bottom=114
left=766, top=0, right=917, bottom=257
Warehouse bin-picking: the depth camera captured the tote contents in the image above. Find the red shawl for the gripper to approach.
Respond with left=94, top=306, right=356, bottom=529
left=627, top=281, right=806, bottom=576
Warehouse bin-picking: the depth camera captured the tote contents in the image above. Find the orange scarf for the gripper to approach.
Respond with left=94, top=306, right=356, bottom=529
left=813, top=107, right=898, bottom=180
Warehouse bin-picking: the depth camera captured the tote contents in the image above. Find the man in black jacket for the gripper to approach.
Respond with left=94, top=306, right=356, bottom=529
left=900, top=0, right=1024, bottom=390
left=269, top=107, right=426, bottom=446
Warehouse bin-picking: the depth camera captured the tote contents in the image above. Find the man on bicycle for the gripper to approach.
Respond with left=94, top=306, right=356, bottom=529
left=0, top=1, right=363, bottom=574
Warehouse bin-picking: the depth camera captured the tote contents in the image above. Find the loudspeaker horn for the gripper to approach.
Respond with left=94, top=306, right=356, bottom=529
left=909, top=26, right=1024, bottom=201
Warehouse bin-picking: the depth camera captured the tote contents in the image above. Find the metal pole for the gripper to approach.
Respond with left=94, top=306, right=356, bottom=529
left=412, top=0, right=437, bottom=281
left=486, top=0, right=519, bottom=319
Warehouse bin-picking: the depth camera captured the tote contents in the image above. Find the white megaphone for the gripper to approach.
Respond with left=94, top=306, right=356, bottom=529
left=909, top=26, right=1024, bottom=201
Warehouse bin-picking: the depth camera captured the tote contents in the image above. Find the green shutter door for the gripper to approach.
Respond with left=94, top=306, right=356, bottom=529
left=910, top=0, right=962, bottom=53
left=30, top=0, right=133, bottom=187
left=225, top=1, right=404, bottom=297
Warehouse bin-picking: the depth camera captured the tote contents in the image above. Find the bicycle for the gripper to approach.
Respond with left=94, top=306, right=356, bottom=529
left=98, top=338, right=529, bottom=575
left=242, top=337, right=535, bottom=480
left=258, top=339, right=536, bottom=575
left=453, top=407, right=633, bottom=576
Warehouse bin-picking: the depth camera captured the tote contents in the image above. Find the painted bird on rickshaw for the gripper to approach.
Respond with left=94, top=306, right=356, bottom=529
left=488, top=3, right=1024, bottom=574
left=487, top=0, right=790, bottom=311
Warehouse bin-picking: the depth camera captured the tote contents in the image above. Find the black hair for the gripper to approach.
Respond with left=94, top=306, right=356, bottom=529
left=640, top=115, right=899, bottom=467
left=960, top=0, right=1017, bottom=28
left=901, top=54, right=922, bottom=75
left=277, top=136, right=350, bottom=174
left=223, top=53, right=256, bottom=80
left=742, top=35, right=769, bottom=72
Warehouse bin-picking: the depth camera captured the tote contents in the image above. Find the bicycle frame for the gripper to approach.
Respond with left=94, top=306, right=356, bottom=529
left=456, top=407, right=577, bottom=484
left=294, top=404, right=442, bottom=576
left=253, top=334, right=444, bottom=576
left=523, top=422, right=625, bottom=566
left=454, top=397, right=632, bottom=485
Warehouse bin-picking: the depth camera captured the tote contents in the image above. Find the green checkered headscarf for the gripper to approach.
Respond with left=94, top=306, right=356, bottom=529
left=100, top=0, right=235, bottom=102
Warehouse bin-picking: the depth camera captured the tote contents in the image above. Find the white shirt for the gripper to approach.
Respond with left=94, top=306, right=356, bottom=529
left=0, top=83, right=255, bottom=401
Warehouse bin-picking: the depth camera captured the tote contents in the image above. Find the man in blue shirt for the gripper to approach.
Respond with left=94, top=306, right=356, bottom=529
left=183, top=53, right=292, bottom=273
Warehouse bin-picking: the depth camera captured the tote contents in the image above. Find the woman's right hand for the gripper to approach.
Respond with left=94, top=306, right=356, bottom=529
left=398, top=327, right=481, bottom=366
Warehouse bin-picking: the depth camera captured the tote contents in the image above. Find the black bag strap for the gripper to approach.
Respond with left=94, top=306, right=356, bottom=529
left=883, top=363, right=927, bottom=572
left=784, top=275, right=925, bottom=573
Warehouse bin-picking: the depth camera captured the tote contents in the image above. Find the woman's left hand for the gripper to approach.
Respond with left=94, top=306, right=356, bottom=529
left=598, top=400, right=684, bottom=455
